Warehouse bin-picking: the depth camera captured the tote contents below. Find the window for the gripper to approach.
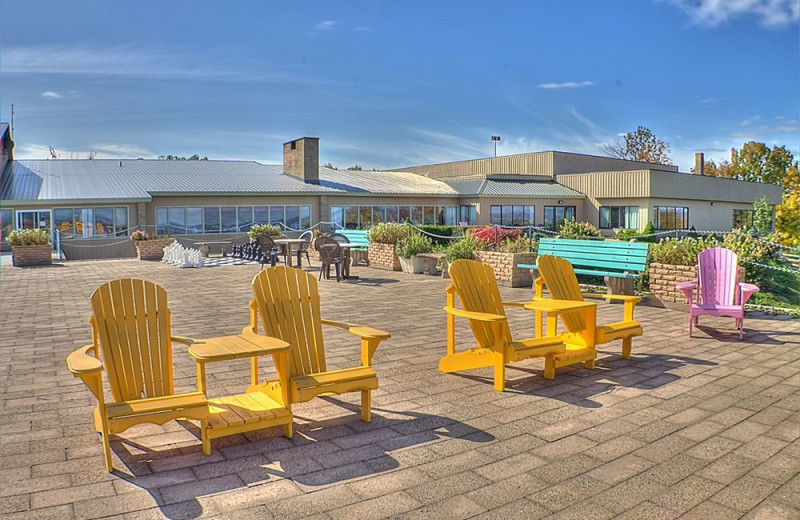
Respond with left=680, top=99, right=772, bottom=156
left=254, top=206, right=270, bottom=224
left=156, top=207, right=168, bottom=235
left=156, top=205, right=310, bottom=234
left=732, top=209, right=754, bottom=229
left=285, top=206, right=300, bottom=229
left=599, top=206, right=639, bottom=229
left=489, top=205, right=535, bottom=227
left=186, top=207, right=203, bottom=234
left=54, top=208, right=75, bottom=237
left=372, top=206, right=386, bottom=225
left=411, top=206, right=423, bottom=224
left=1, top=209, right=12, bottom=242
left=459, top=205, right=477, bottom=225
left=221, top=206, right=236, bottom=233
left=53, top=206, right=128, bottom=238
left=443, top=206, right=457, bottom=226
left=203, top=207, right=220, bottom=233
left=543, top=206, right=576, bottom=230
left=329, top=205, right=458, bottom=228
left=269, top=206, right=284, bottom=226
left=386, top=206, right=399, bottom=223
left=653, top=206, right=689, bottom=230
left=237, top=206, right=253, bottom=231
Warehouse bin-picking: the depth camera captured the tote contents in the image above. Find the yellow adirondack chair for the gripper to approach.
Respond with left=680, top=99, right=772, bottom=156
left=534, top=255, right=643, bottom=358
left=65, top=279, right=209, bottom=472
left=250, top=267, right=390, bottom=422
left=440, top=259, right=599, bottom=391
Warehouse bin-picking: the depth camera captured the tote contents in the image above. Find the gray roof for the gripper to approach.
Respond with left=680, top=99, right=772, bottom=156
left=0, top=160, right=341, bottom=203
left=446, top=179, right=585, bottom=198
left=318, top=167, right=458, bottom=195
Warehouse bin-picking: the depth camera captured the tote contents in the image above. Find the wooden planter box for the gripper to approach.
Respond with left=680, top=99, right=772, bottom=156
left=134, top=238, right=173, bottom=260
left=473, top=251, right=537, bottom=287
left=11, top=245, right=52, bottom=266
left=368, top=243, right=401, bottom=271
left=649, top=262, right=746, bottom=310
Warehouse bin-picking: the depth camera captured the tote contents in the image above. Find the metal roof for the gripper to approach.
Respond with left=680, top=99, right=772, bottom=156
left=318, top=167, right=458, bottom=195
left=446, top=179, right=585, bottom=198
left=1, top=160, right=340, bottom=202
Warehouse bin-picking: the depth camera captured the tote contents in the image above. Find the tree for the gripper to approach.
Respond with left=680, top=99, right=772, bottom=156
left=600, top=126, right=672, bottom=165
left=346, top=165, right=363, bottom=171
left=775, top=164, right=800, bottom=247
left=701, top=158, right=733, bottom=177
left=158, top=154, right=209, bottom=160
left=728, top=142, right=793, bottom=185
left=322, top=162, right=337, bottom=169
left=752, top=196, right=773, bottom=235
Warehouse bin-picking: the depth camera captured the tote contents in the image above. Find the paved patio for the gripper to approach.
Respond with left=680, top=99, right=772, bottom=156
left=1, top=259, right=798, bottom=520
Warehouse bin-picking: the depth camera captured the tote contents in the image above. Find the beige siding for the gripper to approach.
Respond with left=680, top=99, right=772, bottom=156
left=557, top=171, right=651, bottom=198
left=649, top=170, right=782, bottom=204
left=476, top=197, right=584, bottom=226
left=645, top=198, right=762, bottom=232
left=394, top=152, right=555, bottom=180
left=552, top=152, right=678, bottom=174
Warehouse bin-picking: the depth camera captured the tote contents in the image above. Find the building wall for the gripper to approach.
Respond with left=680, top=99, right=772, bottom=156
left=394, top=152, right=556, bottom=180
left=552, top=152, right=677, bottom=175
left=643, top=198, right=760, bottom=233
left=556, top=170, right=652, bottom=198
left=649, top=170, right=782, bottom=204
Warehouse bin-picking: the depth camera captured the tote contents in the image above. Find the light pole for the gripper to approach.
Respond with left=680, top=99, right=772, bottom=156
left=491, top=136, right=501, bottom=157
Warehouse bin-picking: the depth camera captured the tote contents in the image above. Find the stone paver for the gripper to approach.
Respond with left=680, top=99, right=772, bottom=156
left=1, top=259, right=798, bottom=519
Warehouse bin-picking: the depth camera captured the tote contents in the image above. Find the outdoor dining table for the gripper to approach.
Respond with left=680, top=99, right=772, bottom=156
left=273, top=238, right=307, bottom=267
left=336, top=243, right=361, bottom=280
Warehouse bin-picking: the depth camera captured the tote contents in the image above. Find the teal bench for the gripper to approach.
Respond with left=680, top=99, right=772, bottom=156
left=334, top=229, right=369, bottom=252
left=517, top=238, right=650, bottom=293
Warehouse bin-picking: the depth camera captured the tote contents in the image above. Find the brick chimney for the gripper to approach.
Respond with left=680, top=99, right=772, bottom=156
left=283, top=137, right=320, bottom=184
left=694, top=152, right=704, bottom=175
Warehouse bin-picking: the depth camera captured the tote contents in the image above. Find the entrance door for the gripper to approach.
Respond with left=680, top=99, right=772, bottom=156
left=16, top=210, right=54, bottom=249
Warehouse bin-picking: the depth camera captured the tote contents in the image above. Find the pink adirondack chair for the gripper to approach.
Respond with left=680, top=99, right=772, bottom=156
left=676, top=247, right=759, bottom=339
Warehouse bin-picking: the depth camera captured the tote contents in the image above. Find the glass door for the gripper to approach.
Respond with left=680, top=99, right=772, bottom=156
left=16, top=210, right=54, bottom=249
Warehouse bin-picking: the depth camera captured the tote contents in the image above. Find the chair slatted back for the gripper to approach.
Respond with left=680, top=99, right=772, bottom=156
left=90, top=279, right=173, bottom=403
left=252, top=267, right=326, bottom=377
left=448, top=260, right=512, bottom=348
left=535, top=255, right=587, bottom=332
left=698, top=247, right=739, bottom=306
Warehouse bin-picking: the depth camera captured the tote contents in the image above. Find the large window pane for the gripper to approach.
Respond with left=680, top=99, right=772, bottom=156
left=345, top=206, right=359, bottom=229
left=77, top=208, right=94, bottom=237
left=221, top=206, right=236, bottom=233
left=331, top=206, right=344, bottom=229
left=270, top=206, right=285, bottom=227
left=156, top=207, right=168, bottom=235
left=186, top=207, right=203, bottom=234
left=423, top=206, right=435, bottom=225
left=372, top=206, right=386, bottom=225
left=359, top=206, right=372, bottom=228
left=254, top=206, right=270, bottom=224
left=285, top=206, right=300, bottom=230
left=501, top=206, right=512, bottom=226
left=444, top=206, right=457, bottom=226
left=411, top=206, right=423, bottom=224
left=0, top=209, right=11, bottom=243
left=386, top=206, right=399, bottom=223
left=203, top=207, right=220, bottom=233
left=54, top=208, right=75, bottom=238
left=490, top=206, right=501, bottom=224
left=95, top=207, right=114, bottom=236
left=300, top=206, right=311, bottom=229
left=238, top=206, right=253, bottom=231
left=524, top=206, right=534, bottom=226
left=115, top=207, right=128, bottom=236
left=399, top=206, right=410, bottom=223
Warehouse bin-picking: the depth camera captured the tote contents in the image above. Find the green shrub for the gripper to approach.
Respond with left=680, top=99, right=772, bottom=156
left=558, top=219, right=601, bottom=239
left=6, top=229, right=51, bottom=246
left=640, top=222, right=657, bottom=243
left=498, top=235, right=536, bottom=253
left=649, top=236, right=718, bottom=266
left=613, top=229, right=641, bottom=240
left=445, top=237, right=480, bottom=262
left=248, top=224, right=282, bottom=239
left=368, top=222, right=408, bottom=244
left=395, top=231, right=433, bottom=258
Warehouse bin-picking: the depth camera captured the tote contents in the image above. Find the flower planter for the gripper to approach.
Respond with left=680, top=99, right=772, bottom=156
left=11, top=245, right=52, bottom=266
left=473, top=251, right=537, bottom=287
left=368, top=243, right=401, bottom=271
left=134, top=238, right=174, bottom=260
left=649, top=262, right=746, bottom=310
left=398, top=255, right=426, bottom=274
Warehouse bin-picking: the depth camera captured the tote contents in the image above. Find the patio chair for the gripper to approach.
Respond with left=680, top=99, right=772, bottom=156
left=441, top=259, right=599, bottom=391
left=255, top=233, right=279, bottom=270
left=250, top=267, right=390, bottom=421
left=298, top=230, right=313, bottom=267
left=65, top=279, right=209, bottom=471
left=316, top=236, right=343, bottom=281
left=535, top=255, right=643, bottom=359
left=676, top=247, right=759, bottom=339
left=330, top=233, right=350, bottom=244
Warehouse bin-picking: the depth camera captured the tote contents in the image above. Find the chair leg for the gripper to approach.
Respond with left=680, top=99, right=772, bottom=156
left=360, top=390, right=372, bottom=422
left=543, top=354, right=556, bottom=380
left=334, top=260, right=341, bottom=282
left=493, top=356, right=506, bottom=392
left=99, top=414, right=113, bottom=472
left=621, top=337, right=632, bottom=359
left=201, top=419, right=211, bottom=455
left=283, top=422, right=294, bottom=438
left=688, top=313, right=693, bottom=338
left=738, top=318, right=744, bottom=340
left=305, top=251, right=311, bottom=267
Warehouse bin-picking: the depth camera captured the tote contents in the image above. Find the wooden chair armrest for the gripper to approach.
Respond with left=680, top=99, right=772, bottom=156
left=523, top=299, right=597, bottom=314
left=321, top=319, right=391, bottom=340
left=582, top=293, right=642, bottom=304
left=171, top=335, right=195, bottom=346
left=443, top=306, right=506, bottom=322
left=66, top=345, right=103, bottom=376
left=740, top=283, right=759, bottom=305
left=502, top=300, right=533, bottom=308
left=675, top=281, right=696, bottom=290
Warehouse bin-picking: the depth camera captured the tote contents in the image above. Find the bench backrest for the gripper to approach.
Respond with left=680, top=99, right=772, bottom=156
left=337, top=229, right=370, bottom=247
left=538, top=238, right=649, bottom=274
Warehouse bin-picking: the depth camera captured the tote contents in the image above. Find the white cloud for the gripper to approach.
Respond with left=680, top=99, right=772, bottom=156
left=740, top=115, right=762, bottom=126
left=538, top=81, right=594, bottom=90
left=316, top=20, right=338, bottom=30
left=40, top=91, right=64, bottom=99
left=661, top=0, right=799, bottom=27
left=354, top=26, right=372, bottom=32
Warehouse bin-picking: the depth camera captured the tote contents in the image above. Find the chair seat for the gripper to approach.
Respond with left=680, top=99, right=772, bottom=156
left=597, top=321, right=643, bottom=344
left=292, top=367, right=378, bottom=401
left=106, top=391, right=208, bottom=419
left=690, top=304, right=744, bottom=317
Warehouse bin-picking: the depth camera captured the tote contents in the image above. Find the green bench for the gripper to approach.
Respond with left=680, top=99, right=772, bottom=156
left=517, top=238, right=650, bottom=294
left=334, top=229, right=369, bottom=252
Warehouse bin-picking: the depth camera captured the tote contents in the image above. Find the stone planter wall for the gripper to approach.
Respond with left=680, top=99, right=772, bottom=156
left=11, top=245, right=52, bottom=266
left=368, top=243, right=401, bottom=271
left=473, top=251, right=537, bottom=287
left=135, top=238, right=174, bottom=260
left=649, top=262, right=746, bottom=309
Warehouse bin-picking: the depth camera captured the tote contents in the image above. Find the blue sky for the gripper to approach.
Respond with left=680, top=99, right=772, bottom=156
left=1, top=0, right=798, bottom=171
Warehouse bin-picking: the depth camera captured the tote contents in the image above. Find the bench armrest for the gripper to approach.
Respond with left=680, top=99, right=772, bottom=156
left=582, top=293, right=642, bottom=304
left=66, top=345, right=104, bottom=376
left=675, top=280, right=696, bottom=303
left=321, top=319, right=391, bottom=340
left=740, top=283, right=759, bottom=305
left=443, top=306, right=506, bottom=322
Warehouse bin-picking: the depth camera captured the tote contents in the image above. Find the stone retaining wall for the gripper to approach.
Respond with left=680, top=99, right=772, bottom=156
left=11, top=245, right=52, bottom=266
left=473, top=251, right=537, bottom=287
left=135, top=238, right=173, bottom=260
left=368, top=243, right=401, bottom=271
left=649, top=262, right=745, bottom=309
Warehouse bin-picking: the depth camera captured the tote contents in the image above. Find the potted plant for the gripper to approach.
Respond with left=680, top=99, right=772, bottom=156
left=248, top=223, right=283, bottom=240
left=131, top=229, right=173, bottom=260
left=395, top=230, right=433, bottom=274
left=6, top=229, right=52, bottom=266
left=466, top=227, right=538, bottom=287
left=367, top=223, right=408, bottom=271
